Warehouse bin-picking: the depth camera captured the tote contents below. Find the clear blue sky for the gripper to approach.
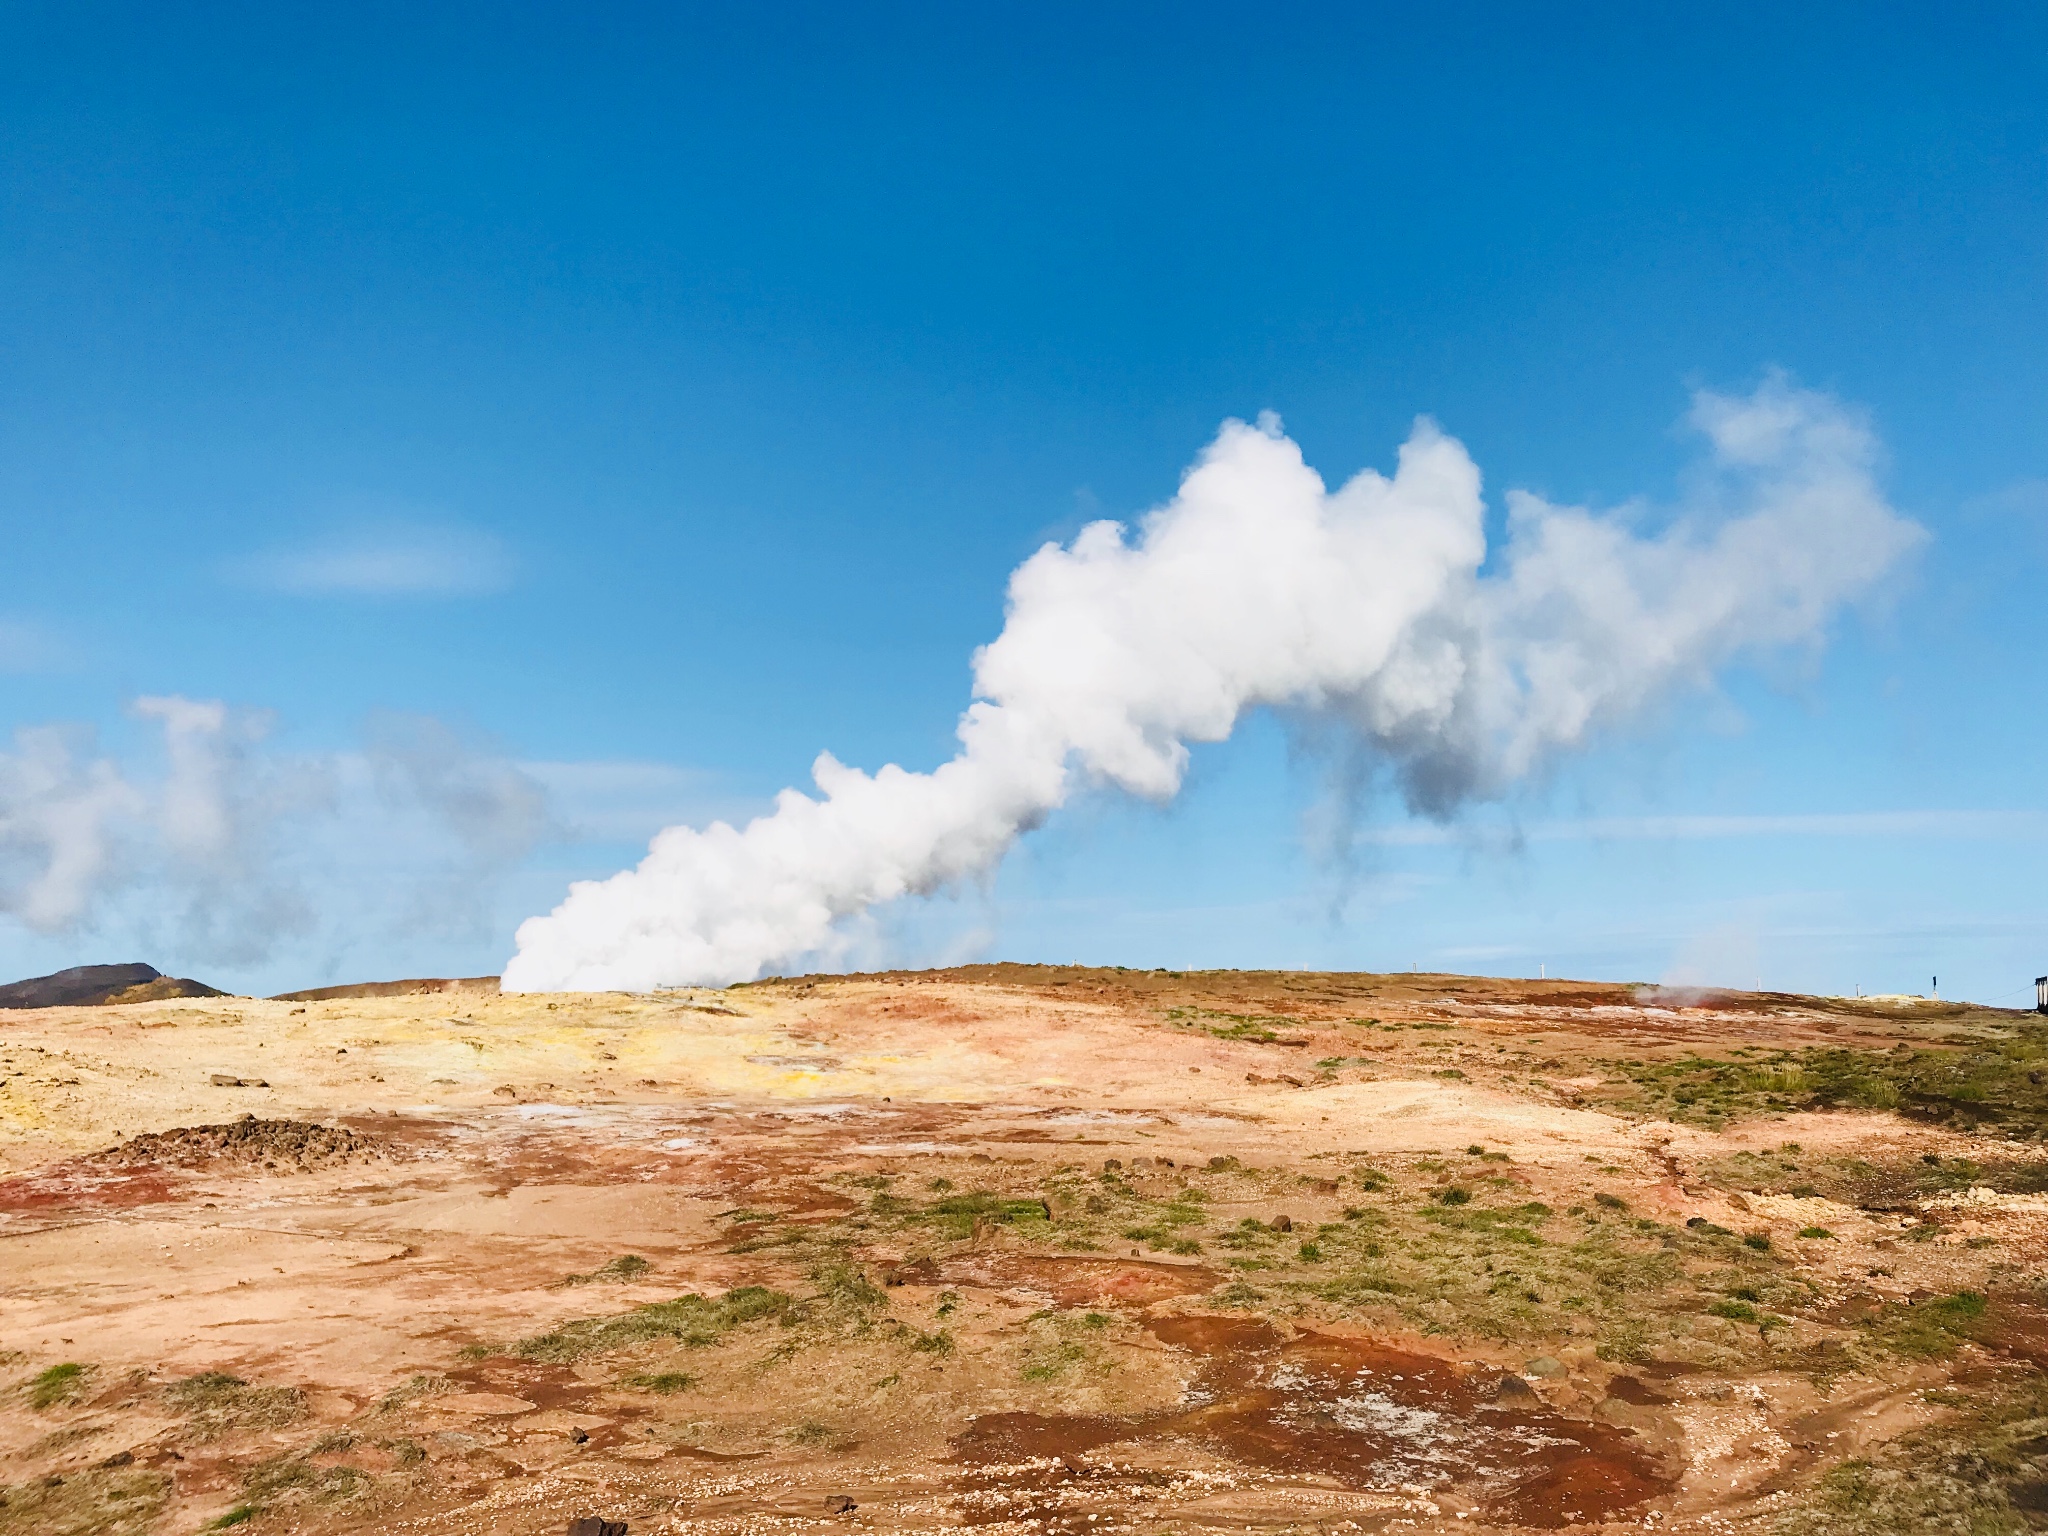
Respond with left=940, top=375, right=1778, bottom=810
left=0, top=3, right=2043, bottom=999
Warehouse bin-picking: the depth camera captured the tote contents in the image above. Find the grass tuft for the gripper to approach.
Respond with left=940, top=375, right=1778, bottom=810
left=27, top=1362, right=89, bottom=1410
left=0, top=1464, right=169, bottom=1536
left=562, top=1254, right=653, bottom=1286
left=163, top=1371, right=307, bottom=1439
left=622, top=1371, right=694, bottom=1393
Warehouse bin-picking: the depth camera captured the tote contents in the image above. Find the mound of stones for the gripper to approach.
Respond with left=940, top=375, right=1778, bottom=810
left=87, top=1115, right=392, bottom=1173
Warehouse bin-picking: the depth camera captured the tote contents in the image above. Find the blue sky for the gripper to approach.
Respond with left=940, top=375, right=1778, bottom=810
left=0, top=3, right=2043, bottom=999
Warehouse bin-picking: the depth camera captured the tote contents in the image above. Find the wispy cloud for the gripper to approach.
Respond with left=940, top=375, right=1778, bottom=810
left=0, top=618, right=64, bottom=673
left=1963, top=476, right=2048, bottom=524
left=1360, top=809, right=2048, bottom=847
left=232, top=523, right=515, bottom=597
left=523, top=760, right=742, bottom=843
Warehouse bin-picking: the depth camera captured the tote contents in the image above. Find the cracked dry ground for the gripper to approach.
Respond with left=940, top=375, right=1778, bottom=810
left=4, top=966, right=2048, bottom=1535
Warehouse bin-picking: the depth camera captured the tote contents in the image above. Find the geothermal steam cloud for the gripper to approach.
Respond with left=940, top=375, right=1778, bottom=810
left=503, top=379, right=1920, bottom=993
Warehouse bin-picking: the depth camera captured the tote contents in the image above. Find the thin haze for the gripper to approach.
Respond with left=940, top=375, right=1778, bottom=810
left=0, top=704, right=552, bottom=973
left=504, top=378, right=1919, bottom=992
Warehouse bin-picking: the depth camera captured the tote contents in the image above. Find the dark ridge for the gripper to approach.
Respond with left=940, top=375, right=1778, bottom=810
left=270, top=975, right=500, bottom=1003
left=0, top=963, right=226, bottom=1010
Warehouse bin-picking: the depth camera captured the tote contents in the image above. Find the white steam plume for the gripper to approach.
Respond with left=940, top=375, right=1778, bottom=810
left=502, top=378, right=1922, bottom=993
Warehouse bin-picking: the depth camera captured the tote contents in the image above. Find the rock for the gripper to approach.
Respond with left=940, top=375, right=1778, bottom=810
left=1604, top=1374, right=1664, bottom=1405
left=1816, top=1292, right=1884, bottom=1326
left=1271, top=1214, right=1293, bottom=1232
left=566, top=1520, right=627, bottom=1536
left=824, top=1494, right=857, bottom=1514
left=1523, top=1356, right=1565, bottom=1378
left=1494, top=1373, right=1537, bottom=1399
left=570, top=1427, right=589, bottom=1444
left=1102, top=1158, right=1122, bottom=1171
left=209, top=1074, right=268, bottom=1087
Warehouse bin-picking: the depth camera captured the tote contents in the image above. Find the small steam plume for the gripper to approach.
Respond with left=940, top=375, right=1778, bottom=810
left=0, top=699, right=551, bottom=972
left=502, top=378, right=1921, bottom=993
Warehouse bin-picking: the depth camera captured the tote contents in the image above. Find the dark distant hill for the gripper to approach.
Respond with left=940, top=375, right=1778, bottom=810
left=270, top=976, right=499, bottom=1003
left=0, top=963, right=227, bottom=1009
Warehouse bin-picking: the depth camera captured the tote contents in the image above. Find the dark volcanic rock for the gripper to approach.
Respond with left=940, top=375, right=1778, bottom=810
left=0, top=963, right=225, bottom=1009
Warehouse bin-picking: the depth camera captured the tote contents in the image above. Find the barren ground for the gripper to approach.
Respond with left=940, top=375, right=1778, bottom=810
left=3, top=966, right=2046, bottom=1536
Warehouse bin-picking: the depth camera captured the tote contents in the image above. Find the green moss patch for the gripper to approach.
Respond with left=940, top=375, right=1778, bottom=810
left=1599, top=1027, right=2048, bottom=1134
left=510, top=1286, right=795, bottom=1363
